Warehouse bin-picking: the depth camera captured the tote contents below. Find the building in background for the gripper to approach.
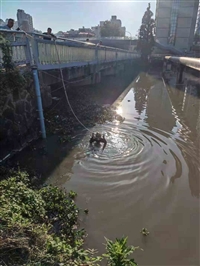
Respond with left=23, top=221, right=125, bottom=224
left=17, top=9, right=33, bottom=32
left=155, top=0, right=199, bottom=51
left=56, top=27, right=95, bottom=39
left=195, top=2, right=200, bottom=35
left=109, top=16, right=126, bottom=36
left=21, top=20, right=30, bottom=32
left=93, top=15, right=126, bottom=38
left=91, top=25, right=101, bottom=38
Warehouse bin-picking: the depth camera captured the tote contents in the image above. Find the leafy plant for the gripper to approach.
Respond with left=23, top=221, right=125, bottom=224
left=0, top=34, right=31, bottom=114
left=103, top=237, right=138, bottom=266
left=0, top=169, right=142, bottom=266
left=0, top=170, right=101, bottom=265
left=137, top=3, right=155, bottom=60
left=0, top=33, right=14, bottom=71
left=84, top=208, right=89, bottom=214
left=69, top=190, right=77, bottom=199
left=141, top=228, right=150, bottom=236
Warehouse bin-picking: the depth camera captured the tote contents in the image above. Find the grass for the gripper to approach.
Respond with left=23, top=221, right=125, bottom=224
left=0, top=168, right=139, bottom=266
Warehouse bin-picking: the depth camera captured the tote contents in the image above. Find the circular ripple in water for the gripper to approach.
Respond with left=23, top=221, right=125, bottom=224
left=75, top=123, right=173, bottom=175
left=78, top=125, right=145, bottom=161
left=71, top=121, right=199, bottom=197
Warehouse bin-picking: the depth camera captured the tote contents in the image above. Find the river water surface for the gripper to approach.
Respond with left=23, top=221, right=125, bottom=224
left=47, top=72, right=200, bottom=266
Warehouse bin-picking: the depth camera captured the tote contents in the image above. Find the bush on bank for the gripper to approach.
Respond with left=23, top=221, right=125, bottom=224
left=0, top=169, right=138, bottom=266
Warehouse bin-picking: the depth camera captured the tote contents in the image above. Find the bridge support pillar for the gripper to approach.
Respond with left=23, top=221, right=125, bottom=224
left=178, top=64, right=185, bottom=84
left=92, top=71, right=101, bottom=84
left=32, top=67, right=46, bottom=139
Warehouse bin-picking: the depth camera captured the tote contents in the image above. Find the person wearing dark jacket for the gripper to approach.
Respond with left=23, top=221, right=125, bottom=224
left=43, top=27, right=56, bottom=40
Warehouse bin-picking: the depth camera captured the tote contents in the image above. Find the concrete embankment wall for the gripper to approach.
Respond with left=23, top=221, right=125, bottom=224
left=0, top=73, right=52, bottom=160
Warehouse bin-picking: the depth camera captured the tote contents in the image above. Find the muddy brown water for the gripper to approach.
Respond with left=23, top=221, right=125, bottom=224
left=47, top=72, right=200, bottom=266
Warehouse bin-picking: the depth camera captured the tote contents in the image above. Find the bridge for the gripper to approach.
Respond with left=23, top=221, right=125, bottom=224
left=1, top=30, right=199, bottom=140
left=0, top=30, right=139, bottom=70
left=0, top=30, right=141, bottom=139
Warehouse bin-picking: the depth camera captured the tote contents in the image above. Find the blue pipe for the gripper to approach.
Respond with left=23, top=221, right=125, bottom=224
left=32, top=67, right=46, bottom=139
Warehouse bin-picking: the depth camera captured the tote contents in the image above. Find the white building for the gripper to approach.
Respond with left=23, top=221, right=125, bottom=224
left=195, top=2, right=200, bottom=35
left=17, top=9, right=33, bottom=32
left=155, top=0, right=199, bottom=51
left=91, top=25, right=101, bottom=38
left=93, top=15, right=126, bottom=38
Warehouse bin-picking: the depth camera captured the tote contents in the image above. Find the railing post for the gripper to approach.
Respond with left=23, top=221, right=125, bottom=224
left=24, top=35, right=32, bottom=66
left=95, top=45, right=98, bottom=63
left=32, top=66, right=46, bottom=139
left=178, top=64, right=185, bottom=84
left=31, top=37, right=39, bottom=67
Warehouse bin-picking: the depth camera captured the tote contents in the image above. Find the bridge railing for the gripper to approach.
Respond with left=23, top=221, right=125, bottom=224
left=0, top=30, right=32, bottom=66
left=0, top=30, right=139, bottom=70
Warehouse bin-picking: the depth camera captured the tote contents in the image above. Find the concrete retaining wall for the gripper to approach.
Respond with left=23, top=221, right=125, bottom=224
left=0, top=73, right=52, bottom=158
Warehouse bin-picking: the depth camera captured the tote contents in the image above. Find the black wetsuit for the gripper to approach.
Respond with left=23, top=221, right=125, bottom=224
left=89, top=136, right=107, bottom=150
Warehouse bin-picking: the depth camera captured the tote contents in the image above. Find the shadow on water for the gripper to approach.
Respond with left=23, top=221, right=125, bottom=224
left=47, top=72, right=199, bottom=265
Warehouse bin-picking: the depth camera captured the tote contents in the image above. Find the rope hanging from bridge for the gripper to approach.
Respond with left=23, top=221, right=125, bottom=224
left=54, top=39, right=93, bottom=133
left=24, top=31, right=108, bottom=135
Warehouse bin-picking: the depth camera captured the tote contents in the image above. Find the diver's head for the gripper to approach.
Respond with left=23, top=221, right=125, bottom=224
left=96, top=132, right=101, bottom=140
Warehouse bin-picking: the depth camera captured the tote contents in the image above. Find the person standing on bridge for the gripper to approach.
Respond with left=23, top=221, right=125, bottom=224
left=0, top=19, right=14, bottom=30
left=0, top=19, right=16, bottom=41
left=43, top=27, right=57, bottom=40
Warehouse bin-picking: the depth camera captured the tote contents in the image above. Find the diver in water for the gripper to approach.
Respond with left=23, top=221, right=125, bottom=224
left=89, top=132, right=107, bottom=151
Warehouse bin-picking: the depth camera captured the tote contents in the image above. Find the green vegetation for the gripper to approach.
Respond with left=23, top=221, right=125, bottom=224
left=0, top=33, right=14, bottom=71
left=137, top=3, right=155, bottom=60
left=0, top=169, right=139, bottom=265
left=103, top=237, right=138, bottom=266
left=141, top=228, right=150, bottom=236
left=69, top=190, right=77, bottom=199
left=84, top=209, right=89, bottom=214
left=0, top=34, right=32, bottom=114
left=0, top=170, right=101, bottom=265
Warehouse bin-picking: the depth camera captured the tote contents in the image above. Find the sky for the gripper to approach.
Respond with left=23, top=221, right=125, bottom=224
left=1, top=0, right=156, bottom=36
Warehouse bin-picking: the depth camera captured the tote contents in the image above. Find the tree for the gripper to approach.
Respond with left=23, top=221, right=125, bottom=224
left=100, top=20, right=121, bottom=37
left=137, top=3, right=155, bottom=60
